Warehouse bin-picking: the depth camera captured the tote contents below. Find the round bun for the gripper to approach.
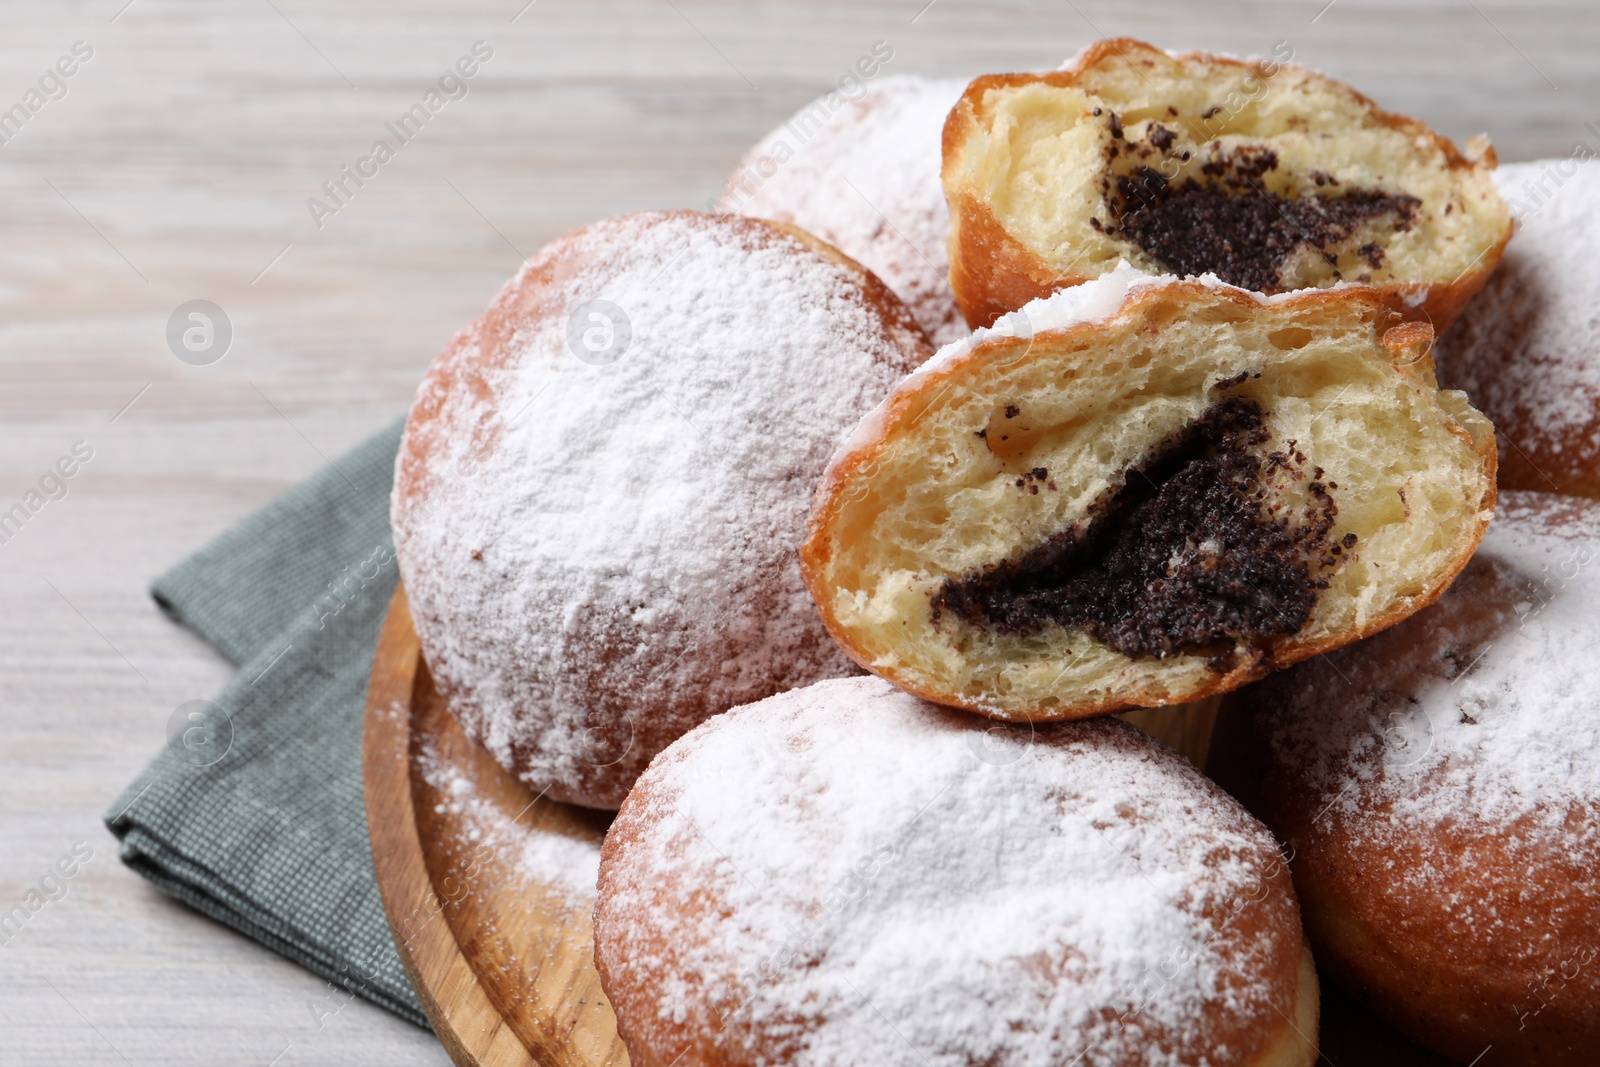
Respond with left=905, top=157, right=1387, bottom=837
left=942, top=38, right=1511, bottom=331
left=595, top=675, right=1319, bottom=1067
left=1438, top=159, right=1600, bottom=498
left=392, top=210, right=933, bottom=809
left=1209, top=490, right=1600, bottom=1066
left=801, top=267, right=1497, bottom=721
left=721, top=75, right=969, bottom=346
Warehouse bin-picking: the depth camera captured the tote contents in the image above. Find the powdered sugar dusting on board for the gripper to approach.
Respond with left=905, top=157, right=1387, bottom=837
left=415, top=738, right=602, bottom=902
left=1256, top=490, right=1600, bottom=838
left=393, top=211, right=930, bottom=809
left=1436, top=160, right=1600, bottom=465
left=722, top=76, right=970, bottom=345
left=596, top=676, right=1303, bottom=1067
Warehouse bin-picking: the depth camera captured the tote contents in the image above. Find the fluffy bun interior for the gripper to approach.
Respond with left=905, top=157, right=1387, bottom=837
left=944, top=39, right=1509, bottom=324
left=803, top=274, right=1496, bottom=720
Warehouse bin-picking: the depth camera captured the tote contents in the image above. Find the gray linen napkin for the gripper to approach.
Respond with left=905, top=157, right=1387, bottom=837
left=104, top=419, right=427, bottom=1027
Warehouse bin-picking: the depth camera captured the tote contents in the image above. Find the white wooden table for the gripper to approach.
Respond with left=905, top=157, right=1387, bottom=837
left=1, top=1, right=1593, bottom=1063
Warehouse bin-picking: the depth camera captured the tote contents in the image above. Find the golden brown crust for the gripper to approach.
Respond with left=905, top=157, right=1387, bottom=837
left=1206, top=489, right=1600, bottom=1065
left=941, top=38, right=1510, bottom=331
left=1212, top=682, right=1600, bottom=1061
left=1288, top=821, right=1600, bottom=1067
left=1499, top=433, right=1600, bottom=499
left=800, top=280, right=1497, bottom=723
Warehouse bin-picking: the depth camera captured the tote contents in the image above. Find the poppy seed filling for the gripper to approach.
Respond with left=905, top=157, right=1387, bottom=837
left=1089, top=117, right=1422, bottom=292
left=933, top=397, right=1345, bottom=668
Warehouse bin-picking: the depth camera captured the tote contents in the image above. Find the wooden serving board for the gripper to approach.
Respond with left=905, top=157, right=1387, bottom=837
left=363, top=584, right=629, bottom=1067
left=364, top=583, right=1453, bottom=1066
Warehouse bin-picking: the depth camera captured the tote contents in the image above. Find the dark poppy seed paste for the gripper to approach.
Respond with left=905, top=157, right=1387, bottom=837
left=1090, top=122, right=1422, bottom=292
left=934, top=397, right=1343, bottom=667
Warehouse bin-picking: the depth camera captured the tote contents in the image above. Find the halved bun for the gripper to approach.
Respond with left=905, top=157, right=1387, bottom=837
left=943, top=38, right=1512, bottom=330
left=801, top=267, right=1497, bottom=721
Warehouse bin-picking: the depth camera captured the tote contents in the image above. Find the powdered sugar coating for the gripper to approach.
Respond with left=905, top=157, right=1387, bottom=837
left=1436, top=160, right=1600, bottom=493
left=1250, top=489, right=1600, bottom=839
left=1226, top=491, right=1600, bottom=1057
left=393, top=211, right=931, bottom=809
left=931, top=259, right=1166, bottom=363
left=720, top=76, right=969, bottom=346
left=595, top=676, right=1306, bottom=1067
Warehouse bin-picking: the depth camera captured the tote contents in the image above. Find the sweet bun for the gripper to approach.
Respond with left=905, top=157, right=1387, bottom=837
left=801, top=267, right=1497, bottom=721
left=942, top=38, right=1511, bottom=330
left=392, top=210, right=933, bottom=809
left=1437, top=159, right=1600, bottom=498
left=721, top=75, right=969, bottom=345
left=594, top=675, right=1319, bottom=1067
left=1209, top=490, right=1600, bottom=1066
